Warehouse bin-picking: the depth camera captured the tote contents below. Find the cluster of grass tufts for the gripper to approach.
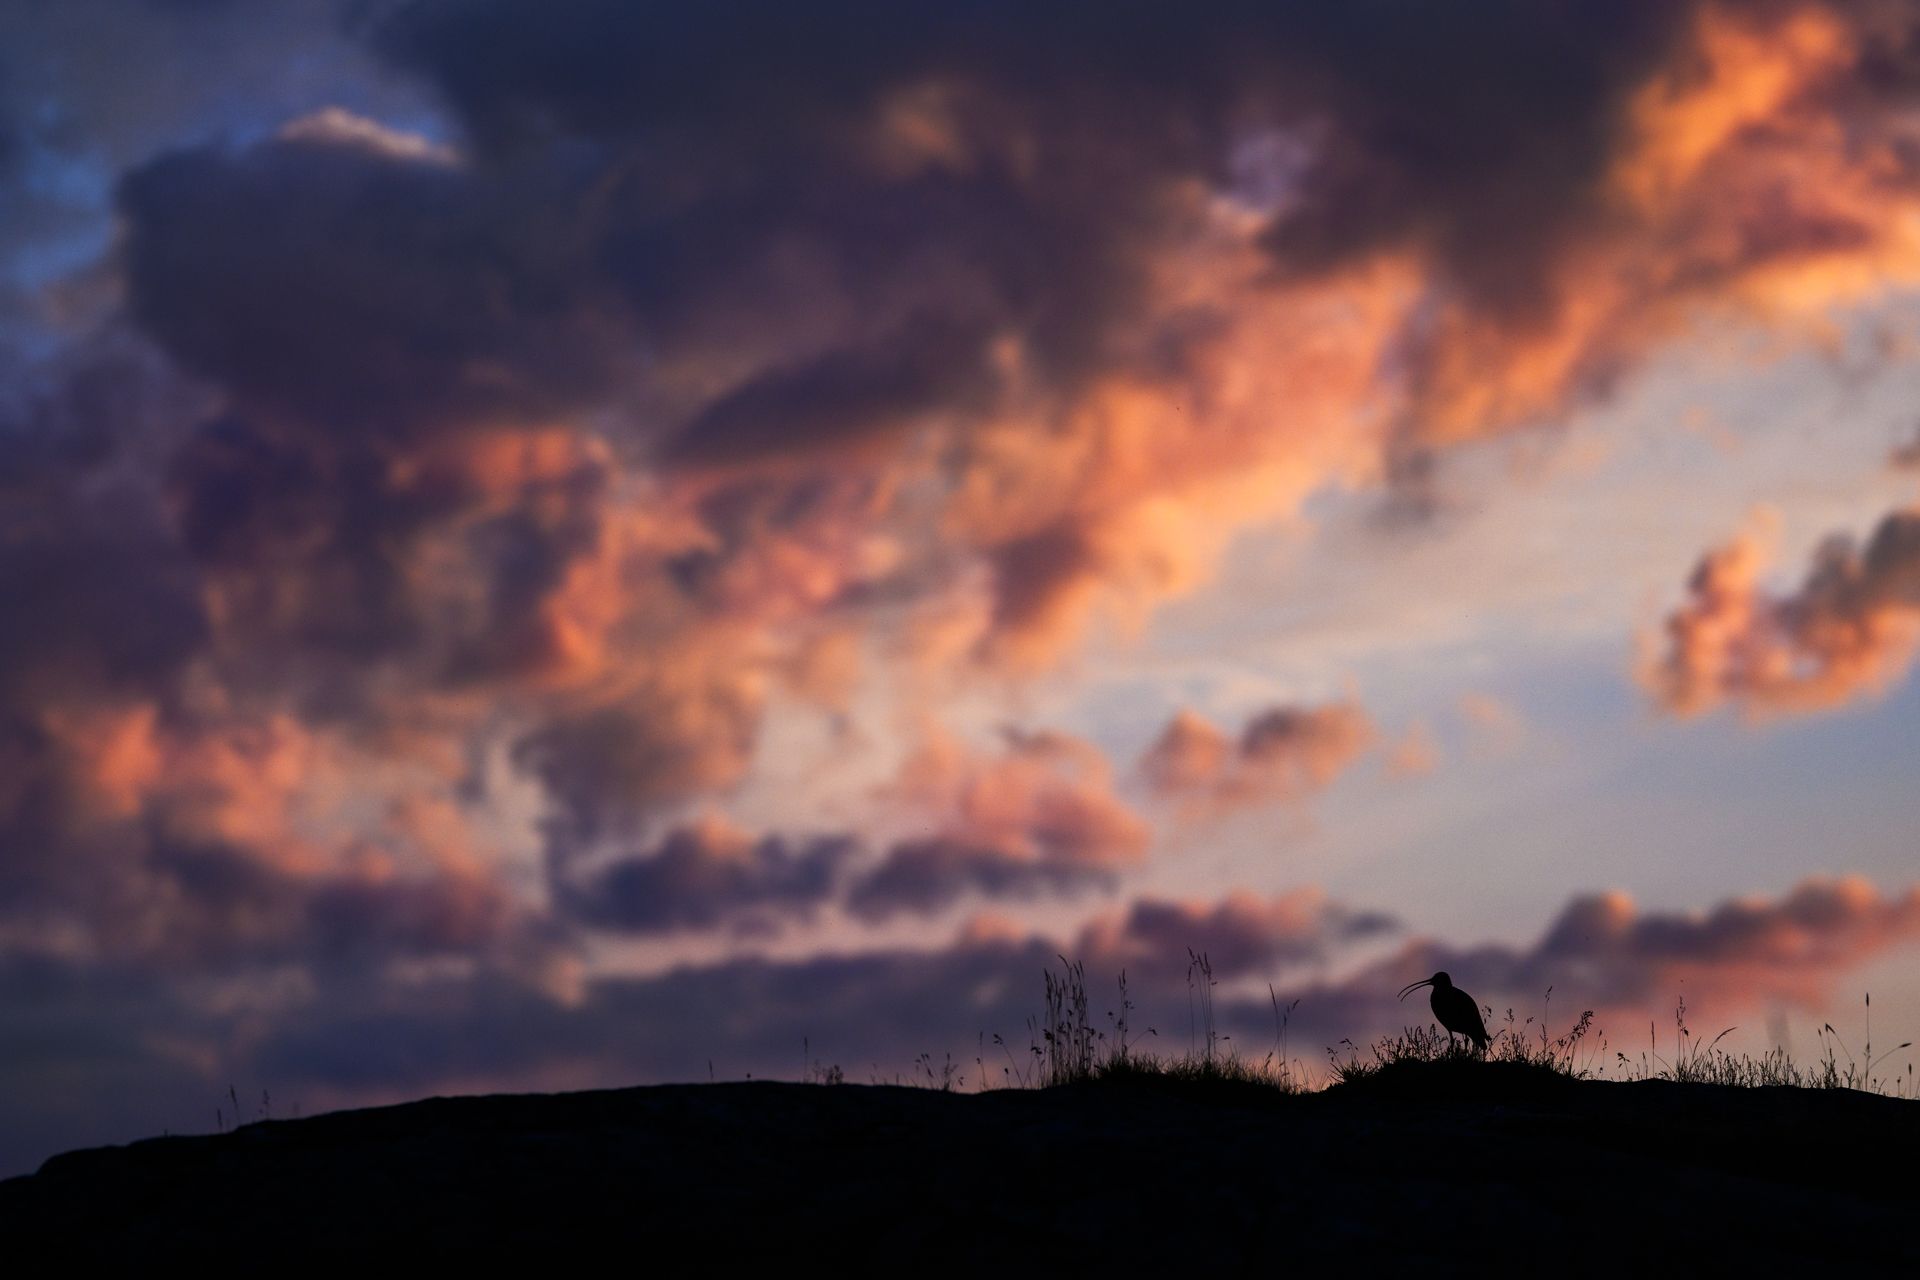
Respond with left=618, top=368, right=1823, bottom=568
left=1325, top=989, right=1916, bottom=1097
left=1615, top=993, right=1915, bottom=1096
left=804, top=960, right=1913, bottom=1100
left=959, top=953, right=1308, bottom=1095
left=1328, top=988, right=1603, bottom=1086
left=213, top=1084, right=291, bottom=1134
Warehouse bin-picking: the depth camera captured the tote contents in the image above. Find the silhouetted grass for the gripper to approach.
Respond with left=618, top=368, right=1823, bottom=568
left=212, top=1082, right=289, bottom=1134
left=1090, top=1049, right=1299, bottom=1092
left=1614, top=993, right=1916, bottom=1096
left=817, top=960, right=1917, bottom=1102
left=995, top=953, right=1307, bottom=1098
left=1328, top=987, right=1603, bottom=1089
left=1017, top=961, right=1915, bottom=1100
left=1322, top=988, right=1917, bottom=1098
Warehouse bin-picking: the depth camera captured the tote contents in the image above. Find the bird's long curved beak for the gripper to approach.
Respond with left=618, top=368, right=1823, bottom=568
left=1396, top=979, right=1432, bottom=1001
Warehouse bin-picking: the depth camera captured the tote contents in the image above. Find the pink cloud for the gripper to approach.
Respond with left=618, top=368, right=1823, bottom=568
left=1647, top=508, right=1920, bottom=715
left=1141, top=701, right=1374, bottom=815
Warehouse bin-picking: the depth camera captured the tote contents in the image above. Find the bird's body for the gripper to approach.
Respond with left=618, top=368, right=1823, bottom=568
left=1398, top=971, right=1490, bottom=1054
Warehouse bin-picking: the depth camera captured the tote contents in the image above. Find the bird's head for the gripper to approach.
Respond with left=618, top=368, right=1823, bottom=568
left=1396, top=971, right=1452, bottom=1000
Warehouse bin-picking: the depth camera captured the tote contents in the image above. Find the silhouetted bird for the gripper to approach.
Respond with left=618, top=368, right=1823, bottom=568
left=1398, top=971, right=1491, bottom=1054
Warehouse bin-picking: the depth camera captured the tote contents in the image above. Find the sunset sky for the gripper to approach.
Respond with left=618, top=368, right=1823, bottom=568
left=6, top=0, right=1920, bottom=1174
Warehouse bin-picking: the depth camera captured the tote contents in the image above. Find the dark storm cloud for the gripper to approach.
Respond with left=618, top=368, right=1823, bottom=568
left=91, top=0, right=1920, bottom=745
left=372, top=0, right=1682, bottom=169
left=9, top=874, right=1916, bottom=1177
left=127, top=834, right=511, bottom=970
left=0, top=343, right=526, bottom=975
left=514, top=683, right=766, bottom=856
left=0, top=797, right=517, bottom=977
left=845, top=836, right=1119, bottom=922
left=244, top=940, right=1071, bottom=1098
left=560, top=821, right=856, bottom=935
left=11, top=0, right=1912, bottom=962
left=241, top=883, right=1395, bottom=1099
left=238, top=875, right=1920, bottom=1108
left=372, top=0, right=1696, bottom=327
left=118, top=131, right=624, bottom=436
left=1248, top=2, right=1682, bottom=309
left=94, top=0, right=1920, bottom=560
left=165, top=415, right=436, bottom=664
left=105, top=114, right=648, bottom=699
left=367, top=1, right=1275, bottom=394
left=0, top=495, right=203, bottom=710
left=0, top=345, right=210, bottom=899
left=163, top=409, right=614, bottom=686
left=304, top=866, right=512, bottom=961
left=110, top=106, right=992, bottom=847
left=0, top=882, right=1382, bottom=1174
left=0, top=0, right=438, bottom=324
left=123, top=1, right=1199, bottom=460
left=661, top=315, right=1002, bottom=468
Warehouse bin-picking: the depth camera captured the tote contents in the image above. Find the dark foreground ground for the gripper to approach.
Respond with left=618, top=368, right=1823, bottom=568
left=3, top=1063, right=1916, bottom=1266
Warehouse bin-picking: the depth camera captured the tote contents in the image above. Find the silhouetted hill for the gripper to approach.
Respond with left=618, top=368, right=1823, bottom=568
left=3, top=1071, right=1915, bottom=1265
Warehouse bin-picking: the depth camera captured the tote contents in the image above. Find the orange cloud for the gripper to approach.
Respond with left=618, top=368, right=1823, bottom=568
left=1, top=691, right=522, bottom=970
left=1471, top=875, right=1920, bottom=1013
left=65, top=0, right=1920, bottom=906
left=1647, top=506, right=1920, bottom=715
left=1289, top=0, right=1920, bottom=491
left=1141, top=701, right=1375, bottom=816
left=880, top=3, right=1920, bottom=667
left=13, top=0, right=1920, bottom=1040
left=850, top=727, right=1150, bottom=919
